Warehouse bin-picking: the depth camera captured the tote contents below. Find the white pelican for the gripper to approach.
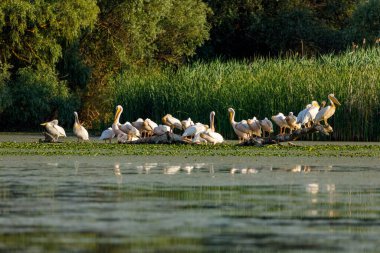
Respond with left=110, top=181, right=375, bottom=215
left=119, top=121, right=141, bottom=138
left=314, top=94, right=341, bottom=126
left=40, top=119, right=66, bottom=141
left=112, top=105, right=126, bottom=135
left=162, top=114, right=182, bottom=132
left=182, top=123, right=208, bottom=140
left=193, top=131, right=207, bottom=144
left=271, top=112, right=289, bottom=135
left=132, top=118, right=144, bottom=134
left=153, top=124, right=171, bottom=136
left=112, top=105, right=133, bottom=142
left=259, top=117, right=273, bottom=138
left=200, top=111, right=224, bottom=144
left=181, top=117, right=194, bottom=130
left=247, top=117, right=262, bottom=137
left=99, top=127, right=115, bottom=143
left=296, top=104, right=312, bottom=125
left=228, top=108, right=251, bottom=142
left=285, top=112, right=300, bottom=133
left=73, top=112, right=89, bottom=141
left=301, top=101, right=320, bottom=127
left=143, top=118, right=158, bottom=137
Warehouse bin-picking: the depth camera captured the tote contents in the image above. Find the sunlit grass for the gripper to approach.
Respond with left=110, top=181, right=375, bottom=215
left=108, top=48, right=380, bottom=141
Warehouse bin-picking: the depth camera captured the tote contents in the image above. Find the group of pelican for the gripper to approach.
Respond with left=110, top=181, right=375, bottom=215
left=98, top=105, right=224, bottom=144
left=40, top=93, right=340, bottom=143
left=228, top=94, right=341, bottom=142
left=41, top=111, right=89, bottom=142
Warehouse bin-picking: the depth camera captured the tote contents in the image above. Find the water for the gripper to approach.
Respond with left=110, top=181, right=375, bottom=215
left=0, top=158, right=379, bottom=252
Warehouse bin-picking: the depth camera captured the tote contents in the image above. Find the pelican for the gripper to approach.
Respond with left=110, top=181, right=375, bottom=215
left=40, top=119, right=66, bottom=141
left=193, top=131, right=207, bottom=144
left=143, top=118, right=158, bottom=137
left=285, top=112, right=300, bottom=133
left=228, top=108, right=251, bottom=142
left=112, top=105, right=125, bottom=136
left=99, top=127, right=115, bottom=143
left=162, top=114, right=182, bottom=132
left=247, top=117, right=262, bottom=137
left=314, top=94, right=341, bottom=126
left=153, top=124, right=171, bottom=136
left=132, top=118, right=144, bottom=135
left=181, top=118, right=194, bottom=130
left=112, top=105, right=133, bottom=142
left=271, top=112, right=289, bottom=135
left=182, top=123, right=208, bottom=140
left=296, top=104, right=312, bottom=125
left=200, top=111, right=224, bottom=144
left=73, top=112, right=89, bottom=141
left=119, top=121, right=141, bottom=138
left=301, top=101, right=320, bottom=127
left=259, top=117, right=273, bottom=138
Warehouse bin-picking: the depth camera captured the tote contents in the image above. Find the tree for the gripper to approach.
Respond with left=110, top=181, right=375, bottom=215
left=80, top=0, right=210, bottom=126
left=350, top=0, right=380, bottom=44
left=0, top=0, right=99, bottom=69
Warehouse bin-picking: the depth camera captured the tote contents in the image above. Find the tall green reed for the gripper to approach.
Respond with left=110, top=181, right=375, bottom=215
left=107, top=48, right=380, bottom=141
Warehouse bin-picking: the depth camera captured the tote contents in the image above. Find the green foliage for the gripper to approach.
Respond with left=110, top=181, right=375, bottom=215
left=0, top=62, right=11, bottom=113
left=1, top=141, right=380, bottom=157
left=0, top=67, right=79, bottom=130
left=80, top=0, right=211, bottom=125
left=201, top=0, right=360, bottom=57
left=108, top=48, right=380, bottom=141
left=155, top=0, right=211, bottom=64
left=350, top=0, right=380, bottom=43
left=0, top=0, right=99, bottom=68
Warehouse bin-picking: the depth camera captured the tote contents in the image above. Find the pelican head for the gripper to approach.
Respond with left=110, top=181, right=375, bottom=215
left=228, top=108, right=235, bottom=123
left=328, top=94, right=341, bottom=106
left=114, top=105, right=123, bottom=124
left=162, top=114, right=171, bottom=124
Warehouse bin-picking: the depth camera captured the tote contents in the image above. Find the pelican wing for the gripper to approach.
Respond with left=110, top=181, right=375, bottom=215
left=99, top=128, right=115, bottom=140
left=271, top=114, right=287, bottom=128
left=132, top=118, right=144, bottom=131
left=53, top=124, right=66, bottom=137
left=146, top=119, right=158, bottom=130
left=235, top=120, right=251, bottom=134
left=154, top=125, right=170, bottom=135
left=314, top=106, right=331, bottom=123
left=74, top=124, right=89, bottom=140
left=202, top=130, right=224, bottom=144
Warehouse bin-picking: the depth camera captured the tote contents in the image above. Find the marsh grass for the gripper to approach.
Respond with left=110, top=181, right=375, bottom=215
left=1, top=142, right=379, bottom=157
left=109, top=48, right=380, bottom=141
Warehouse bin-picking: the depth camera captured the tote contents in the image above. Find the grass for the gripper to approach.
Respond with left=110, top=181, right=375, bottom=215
left=105, top=48, right=380, bottom=141
left=0, top=141, right=380, bottom=157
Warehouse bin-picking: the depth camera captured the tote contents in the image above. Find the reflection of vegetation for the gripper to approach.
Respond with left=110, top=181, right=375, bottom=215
left=1, top=182, right=378, bottom=252
left=0, top=142, right=379, bottom=157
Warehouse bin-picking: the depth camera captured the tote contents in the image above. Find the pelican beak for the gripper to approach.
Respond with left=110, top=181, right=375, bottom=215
left=40, top=122, right=47, bottom=126
left=331, top=96, right=341, bottom=106
left=229, top=112, right=233, bottom=122
left=114, top=107, right=121, bottom=123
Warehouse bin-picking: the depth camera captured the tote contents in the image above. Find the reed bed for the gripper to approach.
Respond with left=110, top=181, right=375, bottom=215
left=109, top=48, right=380, bottom=141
